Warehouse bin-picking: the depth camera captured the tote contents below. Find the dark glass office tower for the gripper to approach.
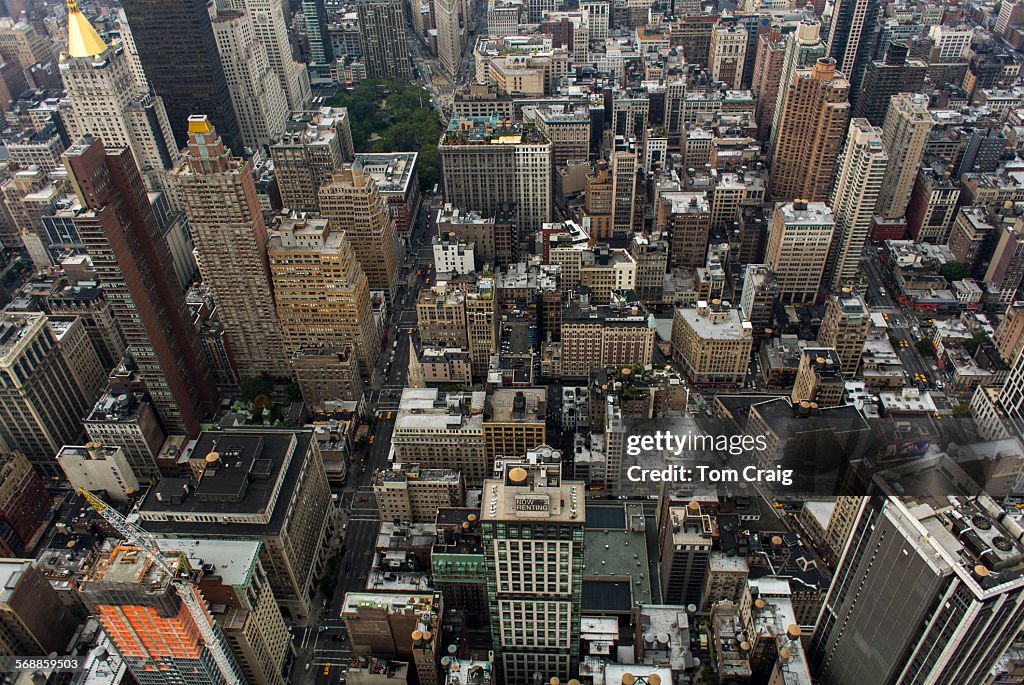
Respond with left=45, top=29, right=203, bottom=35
left=826, top=0, right=881, bottom=105
left=852, top=42, right=927, bottom=126
left=119, top=0, right=242, bottom=152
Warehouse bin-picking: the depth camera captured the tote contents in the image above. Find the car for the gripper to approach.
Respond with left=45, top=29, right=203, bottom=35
left=324, top=663, right=332, bottom=676
left=369, top=435, right=375, bottom=444
left=358, top=496, right=368, bottom=502
left=387, top=411, right=394, bottom=419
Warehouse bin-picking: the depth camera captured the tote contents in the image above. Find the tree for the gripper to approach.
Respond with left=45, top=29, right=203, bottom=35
left=953, top=404, right=973, bottom=418
left=328, top=79, right=442, bottom=191
left=284, top=382, right=302, bottom=404
left=915, top=339, right=935, bottom=357
left=939, top=261, right=969, bottom=282
left=253, top=394, right=273, bottom=415
left=240, top=375, right=273, bottom=403
left=964, top=330, right=990, bottom=355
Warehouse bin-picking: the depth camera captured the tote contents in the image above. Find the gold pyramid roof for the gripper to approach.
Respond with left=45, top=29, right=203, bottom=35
left=66, top=0, right=108, bottom=58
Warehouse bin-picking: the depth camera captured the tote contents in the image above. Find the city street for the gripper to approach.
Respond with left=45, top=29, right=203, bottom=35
left=290, top=194, right=437, bottom=685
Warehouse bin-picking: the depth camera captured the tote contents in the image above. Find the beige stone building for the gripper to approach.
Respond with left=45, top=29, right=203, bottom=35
left=267, top=214, right=381, bottom=374
left=392, top=388, right=489, bottom=485
left=877, top=93, right=932, bottom=219
left=176, top=116, right=290, bottom=378
left=557, top=296, right=656, bottom=378
left=671, top=301, right=753, bottom=386
left=764, top=201, right=835, bottom=304
left=791, top=347, right=845, bottom=407
left=374, top=464, right=466, bottom=522
left=417, top=284, right=468, bottom=348
left=484, top=388, right=546, bottom=474
left=439, top=116, right=552, bottom=231
left=292, top=345, right=363, bottom=404
left=0, top=313, right=103, bottom=476
left=319, top=164, right=399, bottom=300
left=528, top=105, right=591, bottom=168
left=270, top=107, right=353, bottom=212
left=817, top=290, right=871, bottom=376
left=408, top=346, right=472, bottom=387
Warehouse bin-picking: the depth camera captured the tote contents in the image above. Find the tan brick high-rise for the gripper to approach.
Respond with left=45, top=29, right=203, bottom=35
left=176, top=116, right=290, bottom=378
left=319, top=164, right=399, bottom=301
left=769, top=57, right=850, bottom=202
left=268, top=214, right=381, bottom=375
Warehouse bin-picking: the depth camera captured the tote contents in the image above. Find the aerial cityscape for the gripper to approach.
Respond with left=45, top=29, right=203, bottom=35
left=0, top=0, right=1023, bottom=682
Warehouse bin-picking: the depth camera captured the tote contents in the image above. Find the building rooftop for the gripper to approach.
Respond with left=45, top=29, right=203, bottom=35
left=583, top=503, right=652, bottom=608
left=901, top=495, right=1024, bottom=595
left=748, top=580, right=813, bottom=685
left=153, top=539, right=259, bottom=587
left=86, top=391, right=149, bottom=423
left=0, top=311, right=43, bottom=362
left=778, top=201, right=834, bottom=225
left=675, top=301, right=752, bottom=340
left=352, top=152, right=418, bottom=194
left=441, top=116, right=549, bottom=146
left=395, top=388, right=486, bottom=431
left=488, top=388, right=546, bottom=423
left=0, top=560, right=32, bottom=604
left=375, top=464, right=461, bottom=485
left=138, top=431, right=310, bottom=532
left=274, top=106, right=349, bottom=146
left=482, top=457, right=583, bottom=524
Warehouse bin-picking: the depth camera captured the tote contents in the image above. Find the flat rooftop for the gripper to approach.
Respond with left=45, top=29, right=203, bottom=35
left=154, top=539, right=260, bottom=587
left=138, top=431, right=310, bottom=534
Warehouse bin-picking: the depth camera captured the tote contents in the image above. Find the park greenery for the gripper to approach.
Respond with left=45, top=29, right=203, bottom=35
left=329, top=79, right=443, bottom=191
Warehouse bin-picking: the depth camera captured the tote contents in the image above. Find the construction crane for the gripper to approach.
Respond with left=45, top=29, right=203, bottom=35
left=79, top=488, right=242, bottom=685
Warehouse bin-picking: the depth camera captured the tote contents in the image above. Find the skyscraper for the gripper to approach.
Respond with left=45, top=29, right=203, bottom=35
left=157, top=539, right=291, bottom=685
left=267, top=214, right=382, bottom=373
left=439, top=116, right=553, bottom=231
left=769, top=58, right=850, bottom=202
left=65, top=137, right=217, bottom=436
left=435, top=0, right=463, bottom=78
left=811, top=496, right=1024, bottom=684
left=357, top=0, right=413, bottom=80
left=175, top=116, right=290, bottom=379
left=60, top=0, right=180, bottom=201
left=709, top=19, right=748, bottom=89
left=826, top=0, right=880, bottom=101
left=826, top=118, right=887, bottom=290
left=481, top=454, right=584, bottom=683
left=767, top=20, right=827, bottom=163
left=851, top=42, right=927, bottom=126
left=876, top=92, right=932, bottom=219
left=611, top=148, right=637, bottom=237
left=0, top=559, right=79, bottom=656
left=81, top=544, right=245, bottom=685
left=232, top=0, right=310, bottom=110
left=210, top=6, right=288, bottom=150
left=302, top=0, right=334, bottom=76
left=985, top=218, right=1024, bottom=304
left=119, top=0, right=242, bottom=152
left=319, top=164, right=400, bottom=300
left=0, top=313, right=103, bottom=475
left=270, top=107, right=354, bottom=212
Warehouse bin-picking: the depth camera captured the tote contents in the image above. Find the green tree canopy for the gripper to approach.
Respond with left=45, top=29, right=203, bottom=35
left=329, top=80, right=443, bottom=191
left=939, top=261, right=969, bottom=282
